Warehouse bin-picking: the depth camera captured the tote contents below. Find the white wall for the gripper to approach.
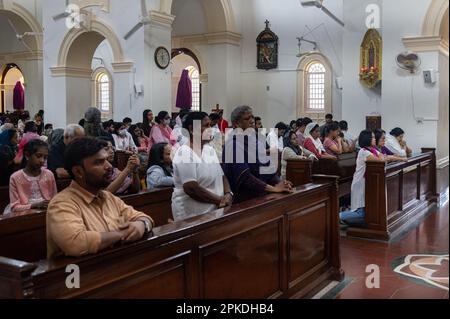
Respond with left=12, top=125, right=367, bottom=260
left=43, top=0, right=147, bottom=128
left=381, top=0, right=439, bottom=154
left=437, top=53, right=449, bottom=165
left=172, top=0, right=207, bottom=37
left=342, top=0, right=382, bottom=138
left=236, top=0, right=344, bottom=128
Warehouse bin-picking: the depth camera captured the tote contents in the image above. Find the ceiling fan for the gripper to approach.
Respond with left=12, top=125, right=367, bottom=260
left=124, top=0, right=150, bottom=40
left=7, top=19, right=42, bottom=53
left=300, top=0, right=344, bottom=27
left=52, top=0, right=74, bottom=21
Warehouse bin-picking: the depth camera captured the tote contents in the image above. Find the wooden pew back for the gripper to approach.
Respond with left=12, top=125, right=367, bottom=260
left=0, top=178, right=343, bottom=299
left=347, top=148, right=438, bottom=240
left=0, top=188, right=174, bottom=262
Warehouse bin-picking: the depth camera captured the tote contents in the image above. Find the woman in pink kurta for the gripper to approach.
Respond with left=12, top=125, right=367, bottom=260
left=148, top=111, right=177, bottom=151
left=6, top=139, right=57, bottom=214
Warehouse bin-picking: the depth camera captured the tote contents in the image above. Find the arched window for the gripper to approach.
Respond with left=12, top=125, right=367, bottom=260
left=297, top=54, right=333, bottom=121
left=92, top=68, right=112, bottom=119
left=185, top=65, right=201, bottom=111
left=306, top=62, right=326, bottom=111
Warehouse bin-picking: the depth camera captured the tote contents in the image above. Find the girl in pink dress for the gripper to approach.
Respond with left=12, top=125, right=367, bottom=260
left=7, top=139, right=57, bottom=214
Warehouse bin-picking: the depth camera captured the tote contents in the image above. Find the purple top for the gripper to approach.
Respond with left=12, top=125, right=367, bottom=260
left=380, top=146, right=394, bottom=156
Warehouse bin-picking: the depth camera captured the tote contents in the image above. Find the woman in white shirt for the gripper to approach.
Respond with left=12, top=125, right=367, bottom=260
left=172, top=112, right=233, bottom=221
left=112, top=122, right=137, bottom=152
left=385, top=127, right=412, bottom=158
left=267, top=122, right=288, bottom=152
left=340, top=130, right=386, bottom=226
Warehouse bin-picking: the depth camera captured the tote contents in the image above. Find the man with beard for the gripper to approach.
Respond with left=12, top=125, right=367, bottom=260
left=46, top=137, right=153, bottom=258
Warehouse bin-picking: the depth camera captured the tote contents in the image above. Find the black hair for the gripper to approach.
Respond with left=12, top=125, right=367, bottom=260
left=24, top=121, right=37, bottom=133
left=339, top=120, right=348, bottom=131
left=302, top=117, right=313, bottom=127
left=284, top=131, right=301, bottom=155
left=155, top=111, right=169, bottom=124
left=309, top=124, right=320, bottom=135
left=142, top=109, right=153, bottom=136
left=44, top=123, right=53, bottom=130
left=112, top=122, right=124, bottom=134
left=325, top=113, right=333, bottom=120
left=254, top=116, right=262, bottom=122
left=182, top=112, right=209, bottom=133
left=326, top=122, right=340, bottom=136
left=358, top=130, right=374, bottom=148
left=128, top=124, right=141, bottom=147
left=21, top=139, right=48, bottom=168
left=290, top=120, right=297, bottom=128
left=78, top=119, right=85, bottom=128
left=296, top=118, right=303, bottom=128
left=123, top=117, right=132, bottom=124
left=147, top=142, right=172, bottom=177
left=64, top=137, right=108, bottom=180
left=275, top=122, right=288, bottom=131
left=390, top=127, right=405, bottom=137
left=209, top=113, right=220, bottom=121
left=374, top=129, right=386, bottom=146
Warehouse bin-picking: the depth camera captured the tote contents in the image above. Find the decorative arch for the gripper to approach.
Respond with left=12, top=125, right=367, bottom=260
left=422, top=0, right=449, bottom=36
left=0, top=2, right=43, bottom=51
left=57, top=19, right=125, bottom=68
left=297, top=53, right=333, bottom=120
left=160, top=0, right=236, bottom=33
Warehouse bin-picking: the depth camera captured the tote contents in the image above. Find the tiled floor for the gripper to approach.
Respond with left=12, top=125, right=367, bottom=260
left=336, top=167, right=449, bottom=299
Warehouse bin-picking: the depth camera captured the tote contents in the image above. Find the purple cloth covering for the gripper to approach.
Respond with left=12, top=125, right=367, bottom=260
left=13, top=81, right=25, bottom=110
left=175, top=69, right=192, bottom=110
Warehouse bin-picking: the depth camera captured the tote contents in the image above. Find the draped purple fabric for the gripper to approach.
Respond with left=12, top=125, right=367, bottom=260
left=13, top=81, right=25, bottom=110
left=175, top=69, right=192, bottom=110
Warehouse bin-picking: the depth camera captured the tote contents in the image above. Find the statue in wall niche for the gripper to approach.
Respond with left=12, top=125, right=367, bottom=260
left=360, top=29, right=382, bottom=89
left=256, top=20, right=279, bottom=70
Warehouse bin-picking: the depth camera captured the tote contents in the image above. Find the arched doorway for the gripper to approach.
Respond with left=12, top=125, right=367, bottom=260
left=0, top=63, right=24, bottom=113
left=54, top=19, right=128, bottom=124
left=171, top=48, right=202, bottom=112
left=0, top=3, right=43, bottom=115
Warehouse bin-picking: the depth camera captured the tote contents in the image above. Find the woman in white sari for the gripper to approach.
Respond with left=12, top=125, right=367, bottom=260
left=303, top=122, right=336, bottom=160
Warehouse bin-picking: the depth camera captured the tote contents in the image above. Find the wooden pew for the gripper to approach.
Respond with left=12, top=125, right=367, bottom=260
left=312, top=153, right=357, bottom=198
left=0, top=176, right=344, bottom=299
left=346, top=148, right=439, bottom=241
left=286, top=152, right=357, bottom=198
left=0, top=186, right=9, bottom=214
left=0, top=188, right=174, bottom=262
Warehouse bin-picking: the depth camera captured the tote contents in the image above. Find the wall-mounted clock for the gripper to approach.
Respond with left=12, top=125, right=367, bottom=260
left=155, top=46, right=170, bottom=69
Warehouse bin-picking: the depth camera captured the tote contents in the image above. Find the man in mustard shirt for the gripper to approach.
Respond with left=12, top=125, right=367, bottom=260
left=47, top=137, right=153, bottom=258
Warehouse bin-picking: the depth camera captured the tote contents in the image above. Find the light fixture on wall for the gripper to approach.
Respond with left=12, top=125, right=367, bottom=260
left=124, top=0, right=150, bottom=40
left=296, top=37, right=318, bottom=58
left=300, top=0, right=345, bottom=27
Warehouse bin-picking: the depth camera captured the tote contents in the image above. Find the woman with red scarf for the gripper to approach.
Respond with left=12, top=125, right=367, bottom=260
left=148, top=111, right=176, bottom=151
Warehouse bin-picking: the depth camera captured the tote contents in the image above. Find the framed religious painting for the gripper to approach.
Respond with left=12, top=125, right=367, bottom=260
left=359, top=29, right=382, bottom=88
left=256, top=20, right=278, bottom=70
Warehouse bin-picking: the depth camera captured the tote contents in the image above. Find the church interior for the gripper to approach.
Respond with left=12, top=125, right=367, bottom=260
left=0, top=0, right=448, bottom=300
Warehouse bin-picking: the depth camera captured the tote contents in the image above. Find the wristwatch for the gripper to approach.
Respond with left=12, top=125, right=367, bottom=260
left=140, top=219, right=152, bottom=235
left=225, top=191, right=234, bottom=198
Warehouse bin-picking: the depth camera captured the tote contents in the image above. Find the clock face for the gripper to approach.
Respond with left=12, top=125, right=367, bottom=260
left=155, top=47, right=170, bottom=69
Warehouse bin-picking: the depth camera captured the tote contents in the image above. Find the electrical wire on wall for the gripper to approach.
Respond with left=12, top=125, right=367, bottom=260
left=410, top=74, right=439, bottom=123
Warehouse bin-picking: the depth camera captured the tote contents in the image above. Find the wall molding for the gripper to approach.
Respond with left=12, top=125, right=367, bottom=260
left=111, top=62, right=134, bottom=73
left=422, top=0, right=448, bottom=36
left=50, top=66, right=92, bottom=78
left=172, top=31, right=242, bottom=47
left=402, top=36, right=449, bottom=57
left=77, top=0, right=110, bottom=12
left=0, top=51, right=43, bottom=62
left=437, top=156, right=449, bottom=169
left=149, top=10, right=176, bottom=29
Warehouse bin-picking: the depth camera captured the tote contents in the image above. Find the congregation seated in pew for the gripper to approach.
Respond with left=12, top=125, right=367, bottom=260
left=46, top=137, right=154, bottom=258
left=48, top=124, right=85, bottom=179
left=221, top=106, right=293, bottom=204
left=171, top=112, right=233, bottom=222
left=374, top=129, right=408, bottom=162
left=384, top=127, right=413, bottom=158
left=0, top=128, right=20, bottom=186
left=146, top=142, right=174, bottom=190
left=101, top=139, right=141, bottom=195
left=280, top=131, right=312, bottom=181
left=5, top=139, right=57, bottom=214
left=303, top=122, right=336, bottom=160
